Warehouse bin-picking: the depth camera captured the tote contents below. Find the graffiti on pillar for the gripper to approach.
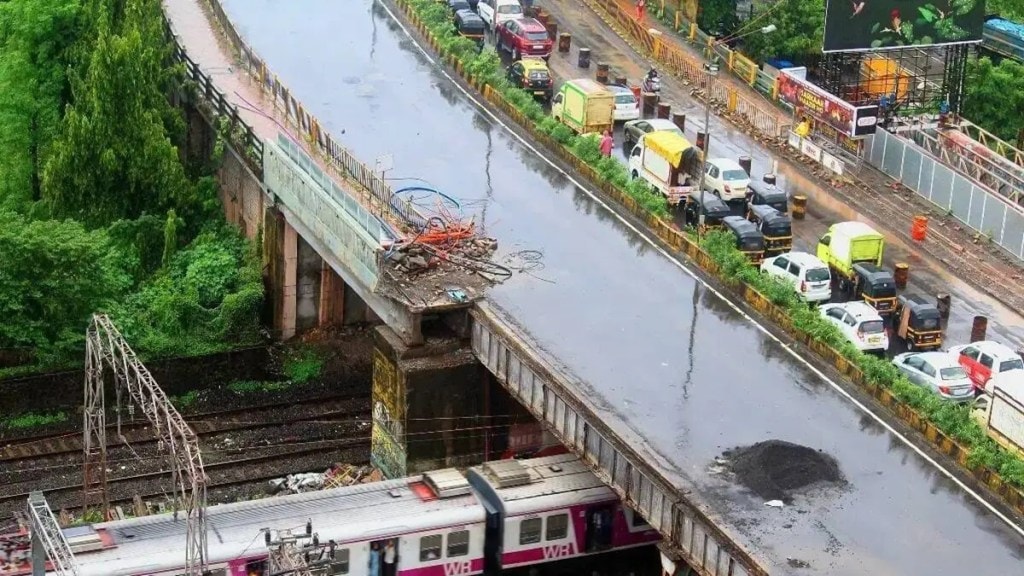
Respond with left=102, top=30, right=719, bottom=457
left=372, top=349, right=406, bottom=478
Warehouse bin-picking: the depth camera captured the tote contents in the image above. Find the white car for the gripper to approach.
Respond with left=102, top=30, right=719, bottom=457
left=703, top=158, right=750, bottom=202
left=622, top=118, right=684, bottom=151
left=892, top=352, right=975, bottom=402
left=949, top=340, right=1024, bottom=393
left=760, top=251, right=832, bottom=303
left=820, top=301, right=889, bottom=353
left=477, top=0, right=522, bottom=30
left=610, top=85, right=640, bottom=122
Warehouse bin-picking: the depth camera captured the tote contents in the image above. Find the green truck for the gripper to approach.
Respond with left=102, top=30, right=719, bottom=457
left=550, top=79, right=614, bottom=136
left=816, top=221, right=885, bottom=287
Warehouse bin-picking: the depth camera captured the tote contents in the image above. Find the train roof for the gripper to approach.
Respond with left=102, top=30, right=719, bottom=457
left=468, top=454, right=616, bottom=516
left=66, top=472, right=483, bottom=576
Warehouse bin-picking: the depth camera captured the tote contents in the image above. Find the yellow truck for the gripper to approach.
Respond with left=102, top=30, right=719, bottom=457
left=628, top=131, right=700, bottom=206
left=816, top=221, right=885, bottom=289
left=551, top=79, right=614, bottom=135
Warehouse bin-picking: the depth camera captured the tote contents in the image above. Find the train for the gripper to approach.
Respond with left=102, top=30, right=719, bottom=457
left=23, top=455, right=660, bottom=576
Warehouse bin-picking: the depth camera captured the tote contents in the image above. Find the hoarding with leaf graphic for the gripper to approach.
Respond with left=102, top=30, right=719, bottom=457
left=823, top=0, right=986, bottom=52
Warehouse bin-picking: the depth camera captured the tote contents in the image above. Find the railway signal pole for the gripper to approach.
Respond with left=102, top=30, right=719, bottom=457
left=265, top=521, right=339, bottom=576
left=82, top=314, right=208, bottom=575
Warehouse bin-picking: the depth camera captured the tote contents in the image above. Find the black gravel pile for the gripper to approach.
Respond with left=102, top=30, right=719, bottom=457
left=724, top=440, right=844, bottom=502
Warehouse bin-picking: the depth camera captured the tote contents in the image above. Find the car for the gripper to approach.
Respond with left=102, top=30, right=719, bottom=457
left=477, top=0, right=523, bottom=31
left=760, top=251, right=831, bottom=303
left=622, top=118, right=683, bottom=151
left=702, top=158, right=750, bottom=202
left=506, top=57, right=552, bottom=101
left=609, top=85, right=640, bottom=122
left=820, top=301, right=889, bottom=353
left=496, top=17, right=551, bottom=60
left=447, top=0, right=471, bottom=14
left=948, top=340, right=1024, bottom=393
left=892, top=352, right=975, bottom=402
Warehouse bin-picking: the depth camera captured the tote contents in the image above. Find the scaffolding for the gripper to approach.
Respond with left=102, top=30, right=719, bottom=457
left=28, top=492, right=80, bottom=576
left=264, top=522, right=341, bottom=576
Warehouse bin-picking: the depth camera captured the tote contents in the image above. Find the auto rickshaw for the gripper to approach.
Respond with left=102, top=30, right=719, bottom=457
left=454, top=9, right=485, bottom=49
left=893, top=294, right=943, bottom=350
left=745, top=179, right=789, bottom=215
left=683, top=193, right=731, bottom=232
left=851, top=262, right=897, bottom=316
left=722, top=216, right=765, bottom=264
left=747, top=204, right=793, bottom=256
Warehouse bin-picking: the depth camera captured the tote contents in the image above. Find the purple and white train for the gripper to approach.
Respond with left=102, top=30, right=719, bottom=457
left=38, top=454, right=660, bottom=576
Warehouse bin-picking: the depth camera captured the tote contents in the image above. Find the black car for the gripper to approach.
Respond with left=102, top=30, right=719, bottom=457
left=448, top=0, right=471, bottom=14
left=454, top=9, right=486, bottom=48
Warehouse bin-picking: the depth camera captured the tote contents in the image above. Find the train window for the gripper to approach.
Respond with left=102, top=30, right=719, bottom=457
left=329, top=549, right=350, bottom=575
left=519, top=518, right=542, bottom=545
left=420, top=534, right=443, bottom=561
left=447, top=530, right=470, bottom=557
left=545, top=514, right=568, bottom=540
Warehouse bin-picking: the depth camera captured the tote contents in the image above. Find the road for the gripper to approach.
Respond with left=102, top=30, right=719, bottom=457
left=220, top=0, right=1024, bottom=573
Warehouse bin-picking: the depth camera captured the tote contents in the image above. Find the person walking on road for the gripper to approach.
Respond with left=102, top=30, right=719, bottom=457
left=636, top=0, right=646, bottom=22
left=599, top=130, right=614, bottom=157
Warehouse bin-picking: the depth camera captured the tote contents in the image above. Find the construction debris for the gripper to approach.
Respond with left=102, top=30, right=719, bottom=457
left=268, top=464, right=380, bottom=496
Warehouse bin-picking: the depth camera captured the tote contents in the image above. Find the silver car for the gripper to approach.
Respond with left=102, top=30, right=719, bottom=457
left=891, top=352, right=975, bottom=402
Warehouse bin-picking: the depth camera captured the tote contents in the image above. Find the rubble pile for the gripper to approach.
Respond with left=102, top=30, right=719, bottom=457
left=268, top=463, right=382, bottom=496
left=388, top=237, right=498, bottom=275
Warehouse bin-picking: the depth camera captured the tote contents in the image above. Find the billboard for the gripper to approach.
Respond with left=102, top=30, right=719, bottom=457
left=777, top=69, right=879, bottom=137
left=823, top=0, right=986, bottom=52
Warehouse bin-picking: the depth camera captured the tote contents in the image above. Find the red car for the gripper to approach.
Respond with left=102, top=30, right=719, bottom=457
left=495, top=18, right=552, bottom=60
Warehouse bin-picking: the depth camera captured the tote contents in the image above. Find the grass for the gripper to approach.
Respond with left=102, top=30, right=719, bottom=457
left=169, top=390, right=200, bottom=409
left=282, top=345, right=325, bottom=384
left=2, top=411, right=68, bottom=430
left=227, top=379, right=293, bottom=394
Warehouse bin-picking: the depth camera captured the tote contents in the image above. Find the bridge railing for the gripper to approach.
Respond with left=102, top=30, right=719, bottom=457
left=201, top=0, right=418, bottom=228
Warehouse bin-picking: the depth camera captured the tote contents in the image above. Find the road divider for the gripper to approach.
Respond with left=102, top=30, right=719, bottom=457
left=394, top=0, right=1024, bottom=512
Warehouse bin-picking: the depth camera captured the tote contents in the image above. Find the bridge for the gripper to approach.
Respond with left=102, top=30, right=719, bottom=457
left=152, top=1, right=1024, bottom=575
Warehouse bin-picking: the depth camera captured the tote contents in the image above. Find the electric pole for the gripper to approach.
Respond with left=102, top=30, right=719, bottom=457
left=264, top=521, right=340, bottom=576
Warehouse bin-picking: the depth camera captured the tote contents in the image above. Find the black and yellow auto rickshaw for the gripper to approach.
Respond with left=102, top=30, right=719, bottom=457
left=894, top=294, right=943, bottom=350
left=745, top=179, right=789, bottom=215
left=722, top=215, right=765, bottom=264
left=747, top=204, right=792, bottom=256
left=851, top=262, right=898, bottom=315
left=683, top=193, right=731, bottom=232
left=454, top=9, right=485, bottom=48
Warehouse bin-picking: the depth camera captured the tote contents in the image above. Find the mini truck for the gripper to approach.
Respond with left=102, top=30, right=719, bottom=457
left=551, top=79, right=615, bottom=135
left=628, top=131, right=700, bottom=206
left=817, top=221, right=885, bottom=291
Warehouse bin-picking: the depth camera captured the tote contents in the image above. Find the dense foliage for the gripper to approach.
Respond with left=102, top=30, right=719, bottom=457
left=0, top=0, right=263, bottom=373
left=739, top=0, right=825, bottom=64
left=962, top=57, right=1024, bottom=144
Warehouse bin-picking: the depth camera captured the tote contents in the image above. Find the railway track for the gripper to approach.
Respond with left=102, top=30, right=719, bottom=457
left=0, top=392, right=370, bottom=462
left=0, top=437, right=370, bottom=509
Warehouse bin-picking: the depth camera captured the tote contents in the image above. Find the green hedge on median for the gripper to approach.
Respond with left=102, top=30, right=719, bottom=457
left=400, top=0, right=1024, bottom=491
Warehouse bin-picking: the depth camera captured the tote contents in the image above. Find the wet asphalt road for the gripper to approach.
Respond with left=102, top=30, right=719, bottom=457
left=221, top=1, right=1024, bottom=573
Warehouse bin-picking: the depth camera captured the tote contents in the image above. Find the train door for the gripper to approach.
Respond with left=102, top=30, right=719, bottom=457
left=583, top=505, right=614, bottom=553
left=483, top=502, right=503, bottom=575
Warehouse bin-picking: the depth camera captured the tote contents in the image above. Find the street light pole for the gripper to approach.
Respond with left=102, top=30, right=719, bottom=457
left=696, top=61, right=719, bottom=242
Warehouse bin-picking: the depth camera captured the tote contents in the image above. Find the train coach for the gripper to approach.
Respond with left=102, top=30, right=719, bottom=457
left=44, top=454, right=659, bottom=576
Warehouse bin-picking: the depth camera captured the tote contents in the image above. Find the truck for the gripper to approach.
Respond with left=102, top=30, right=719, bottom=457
left=550, top=79, right=614, bottom=136
left=627, top=132, right=700, bottom=206
left=816, top=221, right=885, bottom=288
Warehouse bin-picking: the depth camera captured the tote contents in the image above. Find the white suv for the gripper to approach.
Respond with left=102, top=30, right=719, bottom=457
left=703, top=158, right=750, bottom=202
left=760, top=251, right=832, bottom=303
left=820, top=301, right=889, bottom=353
left=477, top=0, right=523, bottom=30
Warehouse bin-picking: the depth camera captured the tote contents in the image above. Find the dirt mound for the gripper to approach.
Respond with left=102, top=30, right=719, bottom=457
left=723, top=440, right=844, bottom=502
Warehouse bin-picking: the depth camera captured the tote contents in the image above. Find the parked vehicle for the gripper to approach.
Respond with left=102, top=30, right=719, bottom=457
left=893, top=294, right=942, bottom=350
left=722, top=215, right=765, bottom=264
left=747, top=204, right=792, bottom=256
left=477, top=0, right=523, bottom=30
left=745, top=179, right=789, bottom=215
left=820, top=301, right=889, bottom=354
left=850, top=262, right=897, bottom=316
left=621, top=118, right=683, bottom=151
left=506, top=57, right=552, bottom=100
left=816, top=221, right=885, bottom=290
left=454, top=9, right=486, bottom=48
left=949, top=341, right=1024, bottom=393
left=628, top=132, right=699, bottom=206
left=610, top=85, right=640, bottom=122
left=447, top=0, right=472, bottom=14
left=892, top=352, right=975, bottom=402
left=682, top=193, right=731, bottom=231
left=551, top=79, right=614, bottom=135
left=760, top=251, right=832, bottom=303
left=496, top=17, right=552, bottom=59
left=702, top=158, right=751, bottom=202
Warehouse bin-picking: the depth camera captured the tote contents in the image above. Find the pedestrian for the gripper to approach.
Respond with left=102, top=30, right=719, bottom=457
left=636, top=0, right=646, bottom=22
left=795, top=116, right=811, bottom=138
left=369, top=542, right=382, bottom=576
left=382, top=539, right=397, bottom=576
left=599, top=129, right=614, bottom=157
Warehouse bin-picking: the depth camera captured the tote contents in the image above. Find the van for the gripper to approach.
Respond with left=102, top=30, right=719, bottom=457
left=477, top=0, right=523, bottom=31
left=551, top=79, right=614, bottom=135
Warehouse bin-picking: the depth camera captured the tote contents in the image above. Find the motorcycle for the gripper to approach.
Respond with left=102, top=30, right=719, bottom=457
left=642, top=69, right=661, bottom=94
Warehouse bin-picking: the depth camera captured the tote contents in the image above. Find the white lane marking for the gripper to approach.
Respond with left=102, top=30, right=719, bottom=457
left=375, top=0, right=1024, bottom=538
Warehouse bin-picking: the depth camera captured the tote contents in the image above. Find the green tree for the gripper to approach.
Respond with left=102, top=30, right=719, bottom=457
left=962, top=57, right=1024, bottom=144
left=739, top=0, right=824, bottom=64
left=0, top=210, right=132, bottom=359
left=988, top=0, right=1023, bottom=21
left=162, top=208, right=180, bottom=267
left=698, top=0, right=740, bottom=37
